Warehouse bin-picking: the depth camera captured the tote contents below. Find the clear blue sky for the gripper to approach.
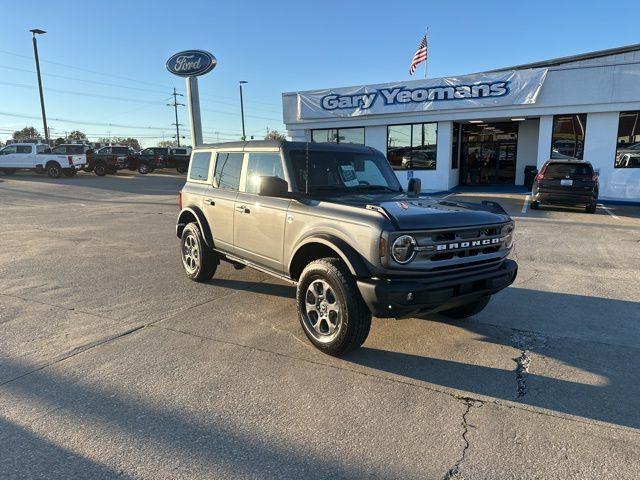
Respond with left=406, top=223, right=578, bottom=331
left=1, top=0, right=638, bottom=146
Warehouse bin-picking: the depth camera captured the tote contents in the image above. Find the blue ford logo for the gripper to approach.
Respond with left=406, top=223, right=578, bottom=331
left=166, top=50, right=217, bottom=77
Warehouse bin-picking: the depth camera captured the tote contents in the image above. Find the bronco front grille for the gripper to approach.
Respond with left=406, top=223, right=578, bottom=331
left=413, top=223, right=513, bottom=263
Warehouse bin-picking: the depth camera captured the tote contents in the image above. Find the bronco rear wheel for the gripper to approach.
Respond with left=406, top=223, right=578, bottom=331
left=297, top=258, right=371, bottom=356
left=440, top=296, right=491, bottom=319
left=180, top=223, right=218, bottom=282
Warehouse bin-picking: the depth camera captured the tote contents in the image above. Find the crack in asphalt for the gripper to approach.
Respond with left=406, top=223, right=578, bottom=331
left=514, top=351, right=531, bottom=398
left=510, top=330, right=546, bottom=399
left=444, top=398, right=483, bottom=480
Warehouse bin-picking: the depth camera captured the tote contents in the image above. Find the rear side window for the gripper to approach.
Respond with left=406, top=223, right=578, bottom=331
left=20, top=145, right=34, bottom=153
left=244, top=152, right=284, bottom=193
left=213, top=152, right=243, bottom=190
left=546, top=163, right=593, bottom=177
left=189, top=152, right=212, bottom=181
left=52, top=146, right=66, bottom=154
left=67, top=145, right=85, bottom=154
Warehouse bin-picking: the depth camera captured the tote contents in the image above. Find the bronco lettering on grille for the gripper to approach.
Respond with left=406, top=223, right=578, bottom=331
left=434, top=236, right=505, bottom=251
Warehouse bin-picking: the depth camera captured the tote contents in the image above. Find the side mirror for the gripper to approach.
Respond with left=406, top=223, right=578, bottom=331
left=408, top=177, right=421, bottom=197
left=258, top=176, right=288, bottom=197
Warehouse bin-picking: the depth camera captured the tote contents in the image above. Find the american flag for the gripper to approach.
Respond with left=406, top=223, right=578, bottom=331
left=409, top=34, right=428, bottom=76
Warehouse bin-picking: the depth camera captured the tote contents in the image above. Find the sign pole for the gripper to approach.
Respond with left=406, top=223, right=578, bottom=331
left=186, top=76, right=203, bottom=147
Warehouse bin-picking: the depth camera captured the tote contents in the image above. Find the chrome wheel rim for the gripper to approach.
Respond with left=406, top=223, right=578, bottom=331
left=182, top=233, right=200, bottom=273
left=303, top=279, right=341, bottom=340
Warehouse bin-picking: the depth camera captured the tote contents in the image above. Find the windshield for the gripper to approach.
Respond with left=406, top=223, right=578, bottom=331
left=289, top=149, right=401, bottom=194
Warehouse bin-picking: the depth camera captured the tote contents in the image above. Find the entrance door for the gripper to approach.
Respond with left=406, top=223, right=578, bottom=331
left=459, top=122, right=518, bottom=186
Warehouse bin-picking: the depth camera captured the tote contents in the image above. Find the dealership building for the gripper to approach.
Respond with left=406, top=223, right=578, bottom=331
left=282, top=44, right=640, bottom=202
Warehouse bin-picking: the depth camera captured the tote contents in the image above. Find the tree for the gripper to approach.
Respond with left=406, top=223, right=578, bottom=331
left=67, top=130, right=87, bottom=142
left=98, top=137, right=141, bottom=151
left=54, top=137, right=66, bottom=146
left=13, top=126, right=41, bottom=141
left=265, top=130, right=287, bottom=141
left=157, top=140, right=178, bottom=148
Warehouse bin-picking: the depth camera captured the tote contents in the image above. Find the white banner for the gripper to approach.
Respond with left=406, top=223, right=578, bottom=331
left=296, top=69, right=548, bottom=120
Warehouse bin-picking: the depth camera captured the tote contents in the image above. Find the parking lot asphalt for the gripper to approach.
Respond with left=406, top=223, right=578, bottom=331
left=1, top=171, right=639, bottom=479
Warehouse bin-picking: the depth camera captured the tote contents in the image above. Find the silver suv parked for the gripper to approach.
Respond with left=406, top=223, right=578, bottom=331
left=176, top=141, right=518, bottom=355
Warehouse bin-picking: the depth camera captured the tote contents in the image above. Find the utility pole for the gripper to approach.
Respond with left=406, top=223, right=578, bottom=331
left=30, top=29, right=49, bottom=144
left=239, top=81, right=248, bottom=141
left=167, top=88, right=184, bottom=146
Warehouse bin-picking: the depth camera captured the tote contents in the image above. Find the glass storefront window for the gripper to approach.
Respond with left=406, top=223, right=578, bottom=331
left=615, top=111, right=640, bottom=168
left=550, top=114, right=587, bottom=160
left=387, top=123, right=437, bottom=170
left=338, top=128, right=365, bottom=144
left=311, top=127, right=364, bottom=145
left=311, top=129, right=337, bottom=143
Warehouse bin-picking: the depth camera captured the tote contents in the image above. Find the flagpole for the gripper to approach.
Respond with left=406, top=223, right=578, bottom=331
left=424, top=27, right=429, bottom=79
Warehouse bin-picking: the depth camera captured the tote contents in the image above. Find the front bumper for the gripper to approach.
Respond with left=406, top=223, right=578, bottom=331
left=357, top=259, right=518, bottom=318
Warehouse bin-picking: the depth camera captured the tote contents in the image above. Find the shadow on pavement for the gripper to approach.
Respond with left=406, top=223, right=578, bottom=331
left=193, top=278, right=640, bottom=429
left=0, top=357, right=382, bottom=478
left=0, top=417, right=136, bottom=479
left=206, top=277, right=295, bottom=299
left=344, top=286, right=640, bottom=429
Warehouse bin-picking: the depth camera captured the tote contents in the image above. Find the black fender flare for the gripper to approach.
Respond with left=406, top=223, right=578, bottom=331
left=289, top=234, right=371, bottom=279
left=176, top=207, right=214, bottom=248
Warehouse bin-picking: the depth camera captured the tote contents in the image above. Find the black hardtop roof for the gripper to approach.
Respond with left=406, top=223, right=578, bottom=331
left=196, top=140, right=377, bottom=154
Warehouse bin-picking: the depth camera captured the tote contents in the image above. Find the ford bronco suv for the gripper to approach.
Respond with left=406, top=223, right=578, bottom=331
left=176, top=141, right=517, bottom=355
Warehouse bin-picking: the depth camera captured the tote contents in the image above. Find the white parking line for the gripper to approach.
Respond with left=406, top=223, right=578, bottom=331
left=598, top=204, right=620, bottom=219
left=521, top=194, right=530, bottom=214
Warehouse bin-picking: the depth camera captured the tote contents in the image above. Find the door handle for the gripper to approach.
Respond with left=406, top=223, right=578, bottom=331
left=205, top=198, right=215, bottom=206
left=236, top=205, right=250, bottom=214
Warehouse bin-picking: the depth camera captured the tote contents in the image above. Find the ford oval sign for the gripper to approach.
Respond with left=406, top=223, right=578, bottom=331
left=166, top=50, right=217, bottom=77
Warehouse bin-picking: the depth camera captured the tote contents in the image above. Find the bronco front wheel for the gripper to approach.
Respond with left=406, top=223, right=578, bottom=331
left=297, top=258, right=371, bottom=356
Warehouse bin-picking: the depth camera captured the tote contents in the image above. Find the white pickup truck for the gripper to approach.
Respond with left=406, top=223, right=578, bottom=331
left=0, top=143, right=86, bottom=178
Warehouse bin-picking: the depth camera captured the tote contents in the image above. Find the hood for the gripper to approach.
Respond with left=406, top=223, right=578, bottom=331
left=328, top=194, right=510, bottom=229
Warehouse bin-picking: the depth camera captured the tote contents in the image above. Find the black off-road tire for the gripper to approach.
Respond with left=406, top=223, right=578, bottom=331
left=94, top=164, right=107, bottom=176
left=530, top=200, right=540, bottom=210
left=586, top=202, right=597, bottom=214
left=180, top=223, right=218, bottom=282
left=46, top=162, right=62, bottom=178
left=296, top=258, right=371, bottom=356
left=138, top=163, right=151, bottom=174
left=440, top=296, right=491, bottom=319
left=176, top=166, right=188, bottom=174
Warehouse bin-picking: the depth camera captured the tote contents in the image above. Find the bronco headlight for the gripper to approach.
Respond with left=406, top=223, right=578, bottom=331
left=391, top=235, right=417, bottom=264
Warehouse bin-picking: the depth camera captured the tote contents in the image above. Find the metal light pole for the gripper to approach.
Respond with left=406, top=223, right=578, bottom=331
left=239, top=81, right=248, bottom=141
left=30, top=29, right=49, bottom=144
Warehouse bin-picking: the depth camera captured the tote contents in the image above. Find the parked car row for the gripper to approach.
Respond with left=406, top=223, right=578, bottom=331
left=0, top=143, right=192, bottom=178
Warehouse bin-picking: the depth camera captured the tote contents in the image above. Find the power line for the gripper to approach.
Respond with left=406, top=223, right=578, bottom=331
left=0, top=51, right=283, bottom=111
left=0, top=110, right=265, bottom=136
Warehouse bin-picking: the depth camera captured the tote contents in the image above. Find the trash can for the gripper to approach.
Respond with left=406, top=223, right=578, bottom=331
left=524, top=165, right=538, bottom=190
